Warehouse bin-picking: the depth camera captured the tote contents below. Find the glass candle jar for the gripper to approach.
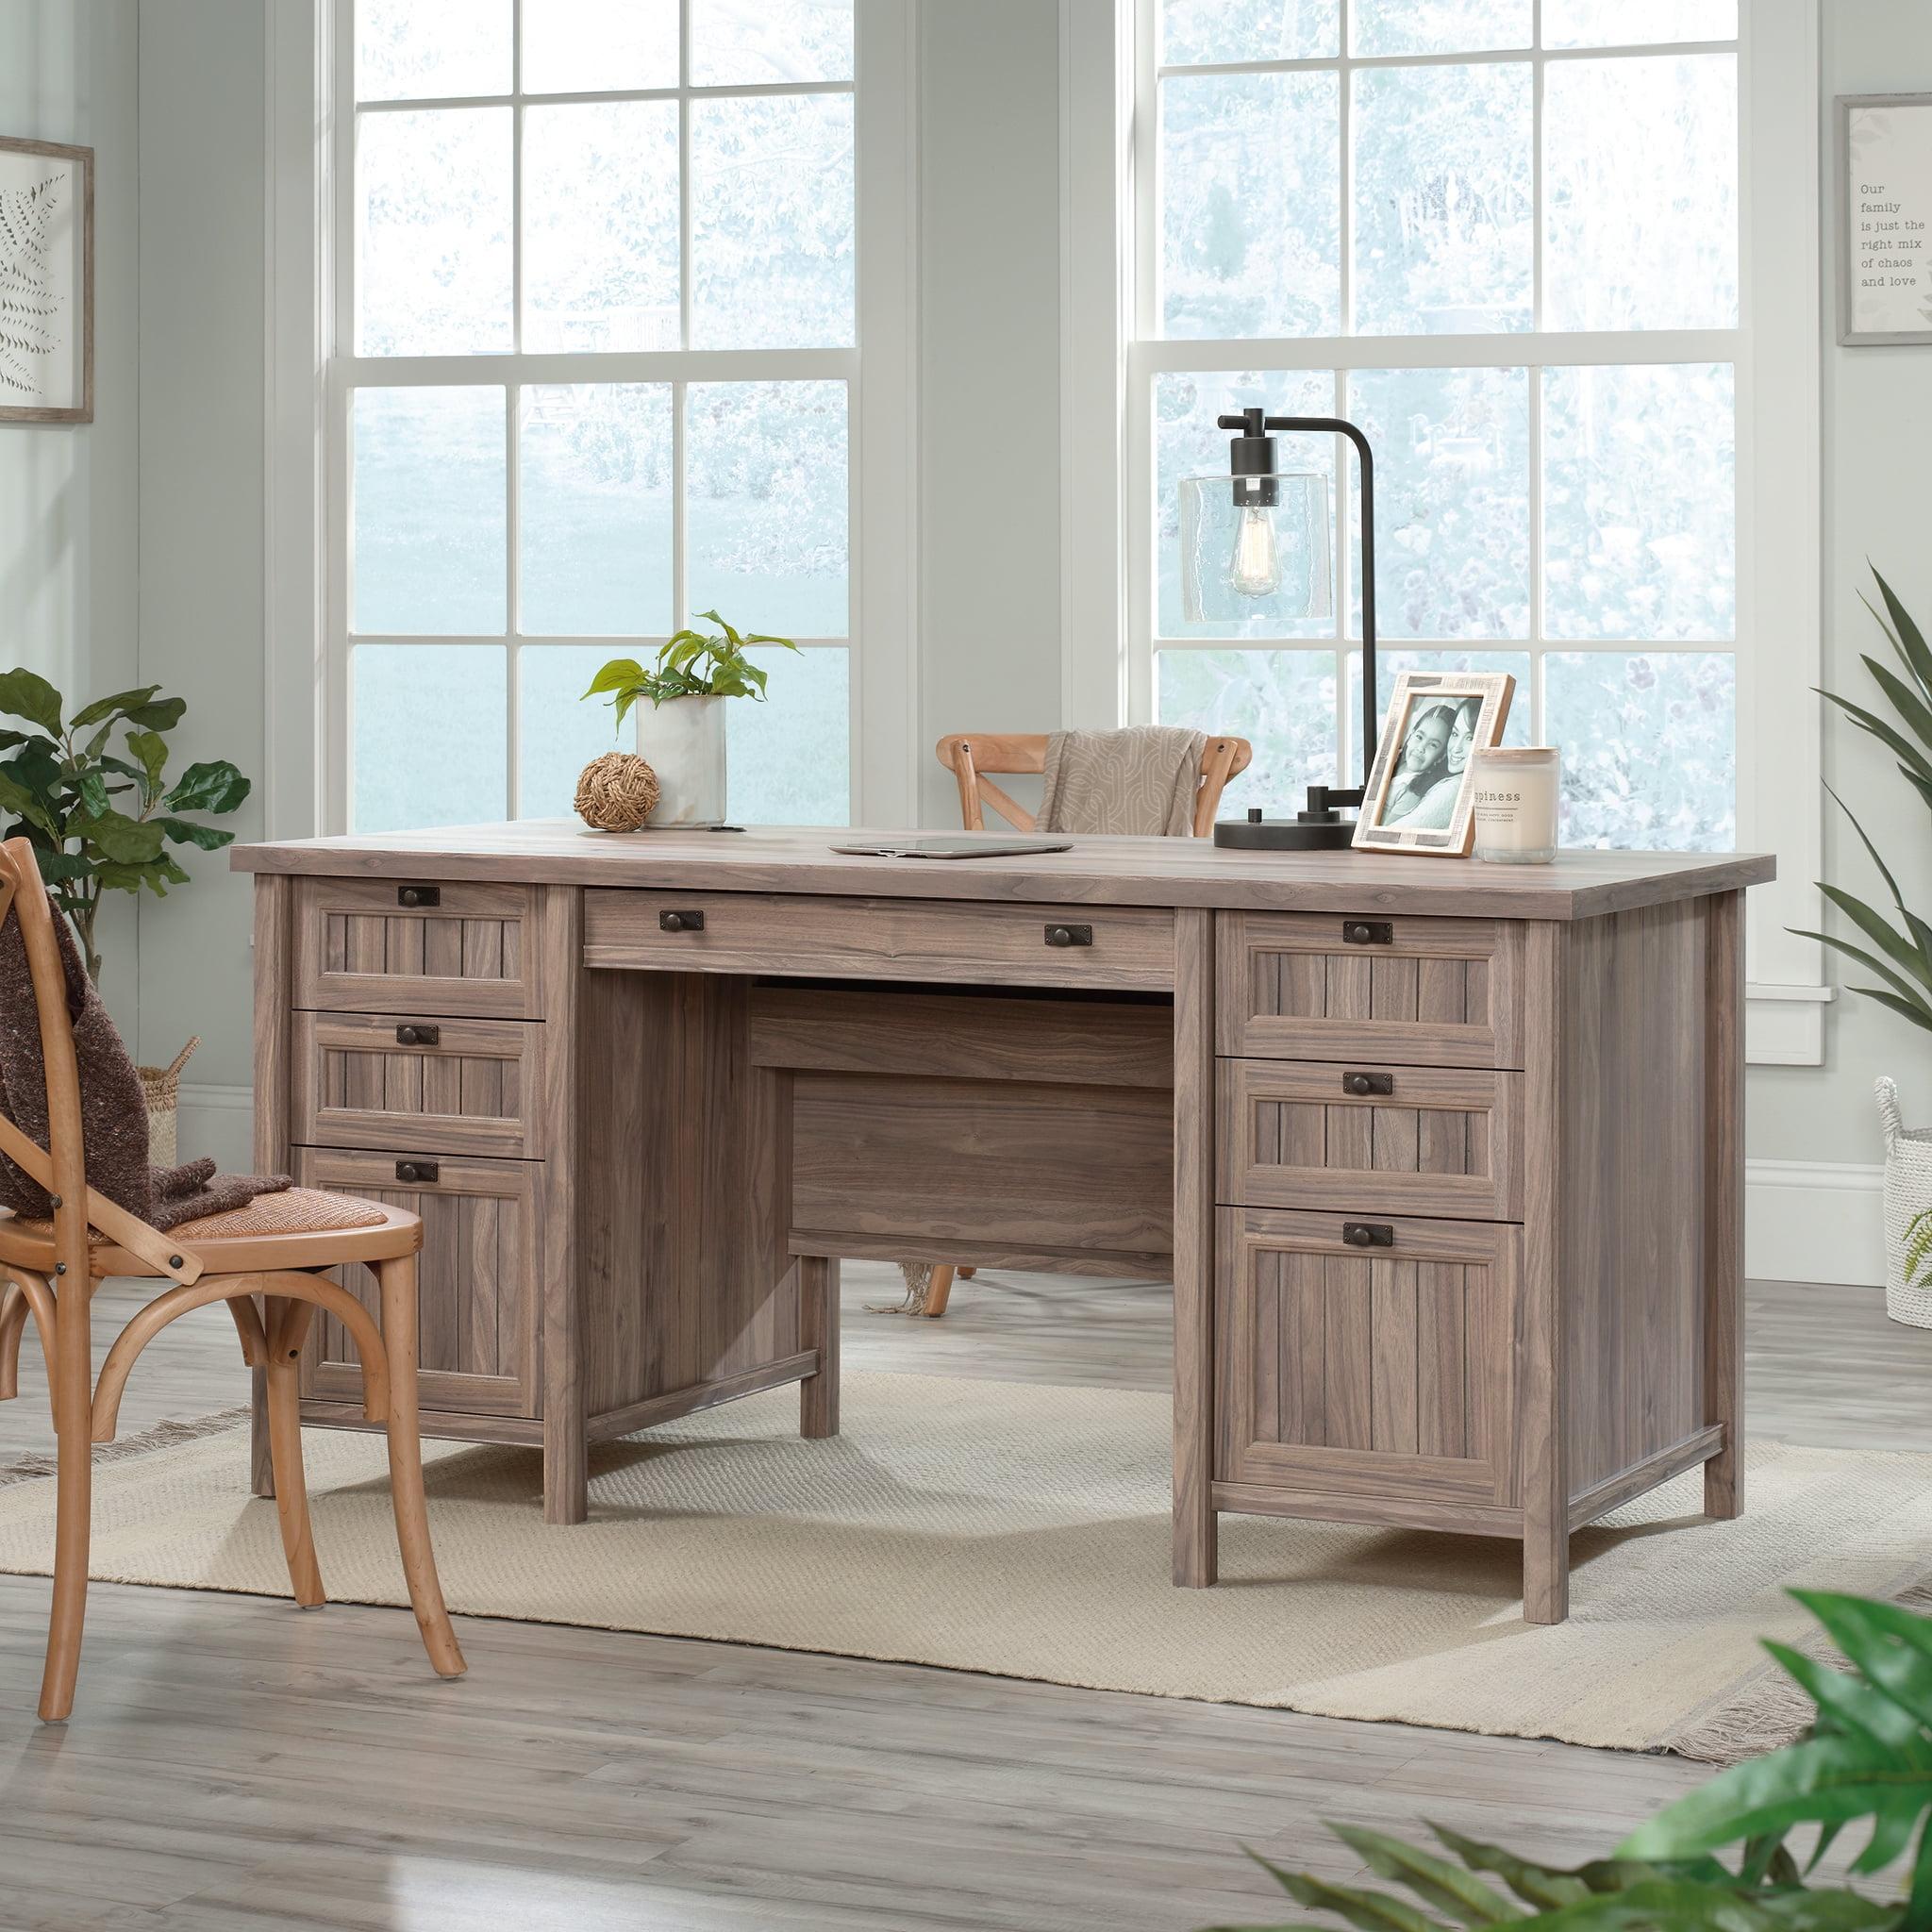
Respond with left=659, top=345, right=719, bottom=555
left=1472, top=747, right=1559, bottom=864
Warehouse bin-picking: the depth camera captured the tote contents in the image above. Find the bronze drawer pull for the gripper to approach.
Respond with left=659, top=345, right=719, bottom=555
left=1043, top=924, right=1093, bottom=948
left=395, top=1159, right=440, bottom=1185
left=396, top=885, right=440, bottom=908
left=1342, top=1071, right=1393, bottom=1096
left=395, top=1024, right=441, bottom=1047
left=1342, top=1222, right=1395, bottom=1249
left=1342, top=920, right=1392, bottom=946
left=659, top=909, right=706, bottom=932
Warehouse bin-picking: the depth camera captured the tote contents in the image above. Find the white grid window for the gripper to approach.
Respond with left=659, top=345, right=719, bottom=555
left=1128, top=0, right=1743, bottom=849
left=330, top=0, right=858, bottom=833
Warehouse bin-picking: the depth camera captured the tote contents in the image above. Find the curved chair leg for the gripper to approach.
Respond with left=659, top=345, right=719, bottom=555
left=375, top=1255, right=464, bottom=1679
left=957, top=1268, right=976, bottom=1280
left=39, top=1282, right=92, bottom=1723
left=922, top=1265, right=958, bottom=1318
left=262, top=1296, right=325, bottom=1608
left=0, top=1273, right=56, bottom=1415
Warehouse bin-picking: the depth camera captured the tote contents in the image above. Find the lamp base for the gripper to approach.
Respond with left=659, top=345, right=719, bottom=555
left=1212, top=815, right=1357, bottom=852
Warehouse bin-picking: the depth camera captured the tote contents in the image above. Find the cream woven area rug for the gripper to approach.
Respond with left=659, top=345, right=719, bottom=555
left=0, top=1371, right=1925, bottom=1756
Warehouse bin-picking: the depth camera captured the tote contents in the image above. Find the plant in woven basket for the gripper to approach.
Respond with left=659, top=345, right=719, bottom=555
left=581, top=610, right=799, bottom=725
left=1790, top=567, right=1932, bottom=1037
left=0, top=669, right=249, bottom=985
left=1202, top=1589, right=1932, bottom=1932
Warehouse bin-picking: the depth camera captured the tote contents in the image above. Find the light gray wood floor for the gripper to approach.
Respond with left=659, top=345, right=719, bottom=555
left=0, top=1268, right=1920, bottom=1932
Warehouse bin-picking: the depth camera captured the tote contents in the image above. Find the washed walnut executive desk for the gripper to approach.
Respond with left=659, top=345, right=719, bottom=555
left=234, top=823, right=1773, bottom=1624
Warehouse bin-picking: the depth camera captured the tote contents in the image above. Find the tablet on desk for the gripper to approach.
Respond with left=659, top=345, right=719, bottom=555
left=831, top=838, right=1073, bottom=860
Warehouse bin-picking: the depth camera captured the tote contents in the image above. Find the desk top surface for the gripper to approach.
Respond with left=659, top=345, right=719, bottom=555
left=232, top=822, right=1774, bottom=921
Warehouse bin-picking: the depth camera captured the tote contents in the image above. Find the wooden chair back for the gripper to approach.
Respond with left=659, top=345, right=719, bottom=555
left=934, top=731, right=1252, bottom=840
left=0, top=839, right=197, bottom=1287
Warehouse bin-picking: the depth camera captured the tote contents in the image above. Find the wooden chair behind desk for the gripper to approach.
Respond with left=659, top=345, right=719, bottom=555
left=0, top=837, right=464, bottom=1721
left=917, top=729, right=1252, bottom=1318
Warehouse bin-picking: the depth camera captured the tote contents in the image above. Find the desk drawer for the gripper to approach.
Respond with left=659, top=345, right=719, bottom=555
left=295, top=879, right=542, bottom=1019
left=291, top=1011, right=547, bottom=1160
left=584, top=891, right=1174, bottom=991
left=294, top=1147, right=541, bottom=1420
left=1217, top=911, right=1522, bottom=1068
left=1214, top=1207, right=1519, bottom=1509
left=1216, top=1058, right=1522, bottom=1222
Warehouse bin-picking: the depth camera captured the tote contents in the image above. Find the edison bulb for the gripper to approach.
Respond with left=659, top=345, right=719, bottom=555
left=1228, top=504, right=1281, bottom=599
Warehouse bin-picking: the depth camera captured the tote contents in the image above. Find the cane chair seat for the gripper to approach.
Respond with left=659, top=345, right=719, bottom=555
left=0, top=1193, right=419, bottom=1279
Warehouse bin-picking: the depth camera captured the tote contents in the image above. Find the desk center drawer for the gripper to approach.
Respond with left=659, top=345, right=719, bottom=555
left=583, top=891, right=1174, bottom=991
left=291, top=1010, right=548, bottom=1160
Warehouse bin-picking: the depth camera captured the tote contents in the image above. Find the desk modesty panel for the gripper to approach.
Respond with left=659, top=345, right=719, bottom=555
left=236, top=824, right=1774, bottom=1624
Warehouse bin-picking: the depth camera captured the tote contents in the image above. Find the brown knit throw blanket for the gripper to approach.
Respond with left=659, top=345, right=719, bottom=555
left=0, top=891, right=288, bottom=1231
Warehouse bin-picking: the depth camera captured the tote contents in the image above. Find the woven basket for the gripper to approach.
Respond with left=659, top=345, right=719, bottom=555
left=1879, top=1077, right=1932, bottom=1328
left=137, top=1037, right=199, bottom=1169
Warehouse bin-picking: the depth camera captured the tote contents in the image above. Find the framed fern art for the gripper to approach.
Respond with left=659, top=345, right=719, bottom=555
left=0, top=136, right=92, bottom=425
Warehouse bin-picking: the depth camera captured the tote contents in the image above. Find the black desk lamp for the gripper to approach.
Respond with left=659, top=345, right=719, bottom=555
left=1181, top=408, right=1378, bottom=852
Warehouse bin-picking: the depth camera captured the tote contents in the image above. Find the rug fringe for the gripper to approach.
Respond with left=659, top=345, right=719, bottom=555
left=0, top=1406, right=249, bottom=1491
left=1669, top=1576, right=1932, bottom=1764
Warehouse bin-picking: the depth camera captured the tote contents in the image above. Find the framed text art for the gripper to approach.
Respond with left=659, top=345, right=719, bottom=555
left=0, top=136, right=93, bottom=424
left=1838, top=94, right=1932, bottom=347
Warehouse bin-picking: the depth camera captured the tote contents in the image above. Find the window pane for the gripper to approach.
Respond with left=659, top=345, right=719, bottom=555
left=520, top=0, right=677, bottom=92
left=1547, top=652, right=1734, bottom=850
left=690, top=0, right=853, bottom=85
left=691, top=94, right=855, bottom=351
left=353, top=387, right=506, bottom=635
left=1346, top=366, right=1530, bottom=641
left=523, top=102, right=679, bottom=355
left=1347, top=651, right=1532, bottom=784
left=1352, top=62, right=1533, bottom=335
left=1542, top=363, right=1735, bottom=641
left=518, top=645, right=633, bottom=820
left=1159, top=0, right=1338, bottom=63
left=353, top=645, right=507, bottom=832
left=1156, top=369, right=1336, bottom=640
left=1160, top=72, right=1341, bottom=340
left=357, top=108, right=512, bottom=356
left=1545, top=55, right=1737, bottom=331
left=519, top=385, right=674, bottom=636
left=357, top=0, right=510, bottom=103
left=724, top=647, right=850, bottom=825
left=688, top=381, right=848, bottom=637
left=1352, top=0, right=1529, bottom=56
left=1543, top=0, right=1735, bottom=48
left=1156, top=649, right=1338, bottom=819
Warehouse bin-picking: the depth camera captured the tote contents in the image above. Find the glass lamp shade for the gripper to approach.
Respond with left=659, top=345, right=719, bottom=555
left=1178, top=471, right=1332, bottom=625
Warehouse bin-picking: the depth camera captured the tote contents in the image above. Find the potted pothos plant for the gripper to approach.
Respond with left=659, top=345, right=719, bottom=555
left=583, top=611, right=797, bottom=825
left=1793, top=569, right=1932, bottom=1326
left=0, top=669, right=250, bottom=1157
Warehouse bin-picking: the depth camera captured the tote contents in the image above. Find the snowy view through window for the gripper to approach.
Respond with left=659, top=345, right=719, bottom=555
left=1149, top=0, right=1739, bottom=849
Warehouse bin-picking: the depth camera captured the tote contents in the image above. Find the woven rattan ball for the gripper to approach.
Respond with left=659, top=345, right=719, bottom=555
left=575, top=751, right=661, bottom=831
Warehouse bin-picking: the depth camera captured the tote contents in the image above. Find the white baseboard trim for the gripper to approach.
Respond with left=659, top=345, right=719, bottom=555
left=169, top=1086, right=1889, bottom=1288
left=1746, top=1158, right=1884, bottom=1287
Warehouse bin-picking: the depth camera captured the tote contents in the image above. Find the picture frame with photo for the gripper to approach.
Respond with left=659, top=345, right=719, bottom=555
left=0, top=136, right=93, bottom=425
left=1352, top=671, right=1515, bottom=857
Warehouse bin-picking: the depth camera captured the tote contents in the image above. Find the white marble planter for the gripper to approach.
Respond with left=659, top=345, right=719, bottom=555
left=641, top=694, right=727, bottom=825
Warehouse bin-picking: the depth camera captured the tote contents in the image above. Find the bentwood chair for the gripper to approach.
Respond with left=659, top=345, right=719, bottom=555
left=0, top=838, right=464, bottom=1721
left=917, top=730, right=1253, bottom=1318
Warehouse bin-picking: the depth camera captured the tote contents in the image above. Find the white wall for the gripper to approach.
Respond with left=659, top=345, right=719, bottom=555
left=0, top=0, right=140, bottom=1032
left=1743, top=0, right=1932, bottom=1283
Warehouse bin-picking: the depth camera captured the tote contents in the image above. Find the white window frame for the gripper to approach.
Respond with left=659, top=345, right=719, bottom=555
left=1078, top=0, right=1824, bottom=1062
left=265, top=0, right=920, bottom=843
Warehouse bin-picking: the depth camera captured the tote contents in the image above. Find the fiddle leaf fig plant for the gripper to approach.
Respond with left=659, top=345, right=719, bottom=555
left=1791, top=567, right=1932, bottom=1037
left=582, top=610, right=799, bottom=730
left=0, top=669, right=250, bottom=986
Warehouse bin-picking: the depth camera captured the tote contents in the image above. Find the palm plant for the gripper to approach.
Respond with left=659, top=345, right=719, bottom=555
left=1790, top=568, right=1932, bottom=1036
left=1207, top=1589, right=1932, bottom=1931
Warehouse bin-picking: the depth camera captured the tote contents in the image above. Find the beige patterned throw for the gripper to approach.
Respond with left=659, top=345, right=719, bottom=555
left=1039, top=726, right=1208, bottom=837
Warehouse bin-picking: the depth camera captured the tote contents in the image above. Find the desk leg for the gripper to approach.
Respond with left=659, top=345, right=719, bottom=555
left=1522, top=922, right=1568, bottom=1624
left=800, top=1256, right=841, bottom=1439
left=1703, top=890, right=1745, bottom=1519
left=1173, top=908, right=1217, bottom=1587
